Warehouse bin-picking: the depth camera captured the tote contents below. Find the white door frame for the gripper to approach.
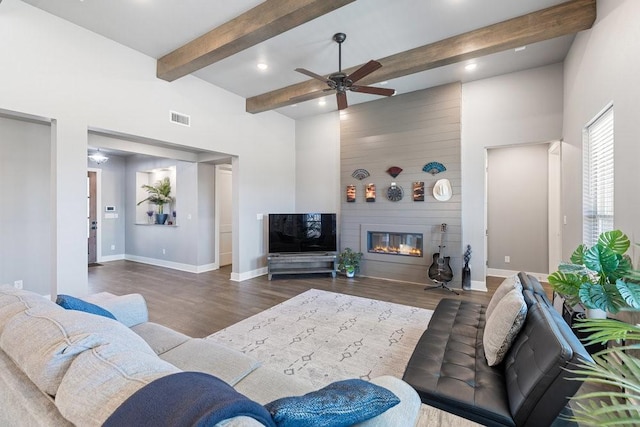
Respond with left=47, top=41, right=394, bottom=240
left=548, top=140, right=562, bottom=274
left=214, top=164, right=233, bottom=269
left=87, top=167, right=102, bottom=263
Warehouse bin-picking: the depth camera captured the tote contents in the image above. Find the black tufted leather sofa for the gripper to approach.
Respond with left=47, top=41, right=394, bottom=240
left=402, top=272, right=592, bottom=426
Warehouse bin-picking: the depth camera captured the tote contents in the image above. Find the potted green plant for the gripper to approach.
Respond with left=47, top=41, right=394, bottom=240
left=549, top=230, right=640, bottom=315
left=568, top=318, right=640, bottom=425
left=137, top=177, right=173, bottom=224
left=337, top=247, right=363, bottom=278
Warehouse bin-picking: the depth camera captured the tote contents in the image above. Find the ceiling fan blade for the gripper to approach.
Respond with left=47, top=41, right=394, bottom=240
left=336, top=92, right=348, bottom=110
left=295, top=68, right=332, bottom=84
left=346, top=60, right=382, bottom=84
left=289, top=88, right=335, bottom=104
left=351, top=85, right=396, bottom=97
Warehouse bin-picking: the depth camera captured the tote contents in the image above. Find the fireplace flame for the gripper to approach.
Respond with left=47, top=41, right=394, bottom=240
left=370, top=245, right=422, bottom=257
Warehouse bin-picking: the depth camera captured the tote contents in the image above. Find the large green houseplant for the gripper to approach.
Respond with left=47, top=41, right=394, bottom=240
left=137, top=177, right=173, bottom=224
left=337, top=247, right=363, bottom=278
left=548, top=230, right=640, bottom=314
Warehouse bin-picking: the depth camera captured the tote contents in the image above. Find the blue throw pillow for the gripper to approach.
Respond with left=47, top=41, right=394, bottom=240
left=264, top=379, right=400, bottom=427
left=55, top=294, right=117, bottom=320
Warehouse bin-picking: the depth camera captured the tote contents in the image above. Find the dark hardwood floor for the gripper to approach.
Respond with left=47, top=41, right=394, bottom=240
left=88, top=260, right=503, bottom=338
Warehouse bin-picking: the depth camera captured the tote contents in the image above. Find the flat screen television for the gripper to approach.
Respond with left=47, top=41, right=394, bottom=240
left=268, top=213, right=337, bottom=254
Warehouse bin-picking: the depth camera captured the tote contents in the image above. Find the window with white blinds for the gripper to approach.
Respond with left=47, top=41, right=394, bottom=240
left=583, top=105, right=614, bottom=247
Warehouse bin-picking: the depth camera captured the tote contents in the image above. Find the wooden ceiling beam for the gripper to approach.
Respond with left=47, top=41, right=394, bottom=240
left=157, top=0, right=356, bottom=82
left=246, top=0, right=596, bottom=114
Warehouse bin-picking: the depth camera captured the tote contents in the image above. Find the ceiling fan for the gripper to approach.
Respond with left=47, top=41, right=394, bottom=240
left=293, top=33, right=396, bottom=110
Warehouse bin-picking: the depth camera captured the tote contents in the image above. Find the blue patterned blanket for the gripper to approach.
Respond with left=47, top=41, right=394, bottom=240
left=103, top=372, right=275, bottom=427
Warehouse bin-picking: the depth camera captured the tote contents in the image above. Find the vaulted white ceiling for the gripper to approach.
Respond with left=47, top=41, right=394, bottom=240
left=21, top=0, right=590, bottom=119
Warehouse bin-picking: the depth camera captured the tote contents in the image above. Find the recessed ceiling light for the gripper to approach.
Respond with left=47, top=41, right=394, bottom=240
left=465, top=63, right=477, bottom=71
left=318, top=98, right=327, bottom=106
left=257, top=63, right=268, bottom=71
left=515, top=46, right=527, bottom=52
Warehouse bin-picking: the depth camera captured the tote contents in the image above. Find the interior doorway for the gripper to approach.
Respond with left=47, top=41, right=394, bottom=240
left=215, top=164, right=233, bottom=267
left=486, top=143, right=550, bottom=277
left=87, top=171, right=97, bottom=265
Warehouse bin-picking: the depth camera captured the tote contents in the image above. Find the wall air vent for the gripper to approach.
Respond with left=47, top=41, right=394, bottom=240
left=169, top=111, right=191, bottom=127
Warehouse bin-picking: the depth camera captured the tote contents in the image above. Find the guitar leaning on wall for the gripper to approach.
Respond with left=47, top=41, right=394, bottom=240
left=426, top=223, right=457, bottom=294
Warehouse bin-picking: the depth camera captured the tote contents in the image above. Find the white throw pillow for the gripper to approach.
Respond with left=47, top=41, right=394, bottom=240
left=483, top=288, right=528, bottom=366
left=485, top=274, right=522, bottom=320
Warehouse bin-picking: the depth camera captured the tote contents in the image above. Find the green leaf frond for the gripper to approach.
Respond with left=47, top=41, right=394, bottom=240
left=599, top=230, right=631, bottom=256
left=616, top=279, right=640, bottom=309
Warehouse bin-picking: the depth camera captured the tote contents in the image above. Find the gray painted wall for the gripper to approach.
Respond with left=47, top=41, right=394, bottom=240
left=340, top=83, right=462, bottom=285
left=462, top=64, right=564, bottom=286
left=563, top=0, right=640, bottom=267
left=487, top=144, right=549, bottom=273
left=125, top=155, right=215, bottom=268
left=0, top=116, right=51, bottom=294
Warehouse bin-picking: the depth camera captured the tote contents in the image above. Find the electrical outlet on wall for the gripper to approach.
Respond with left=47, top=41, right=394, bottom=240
left=14, top=280, right=23, bottom=290
left=504, top=256, right=511, bottom=263
left=111, top=245, right=115, bottom=251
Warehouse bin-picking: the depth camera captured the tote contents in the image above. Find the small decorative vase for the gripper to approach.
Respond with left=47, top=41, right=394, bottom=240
left=155, top=213, right=169, bottom=225
left=462, top=263, right=471, bottom=290
left=346, top=268, right=355, bottom=278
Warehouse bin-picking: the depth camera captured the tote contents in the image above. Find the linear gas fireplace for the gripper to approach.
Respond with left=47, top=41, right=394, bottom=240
left=360, top=224, right=429, bottom=266
left=367, top=231, right=423, bottom=257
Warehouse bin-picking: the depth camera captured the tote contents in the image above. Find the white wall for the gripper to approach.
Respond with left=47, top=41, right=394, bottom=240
left=563, top=0, right=640, bottom=265
left=294, top=112, right=341, bottom=213
left=461, top=64, right=564, bottom=288
left=0, top=0, right=295, bottom=294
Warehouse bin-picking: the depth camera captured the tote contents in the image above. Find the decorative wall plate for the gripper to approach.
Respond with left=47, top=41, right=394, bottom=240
left=351, top=168, right=370, bottom=180
left=422, top=162, right=446, bottom=175
left=386, top=184, right=404, bottom=202
left=386, top=166, right=403, bottom=178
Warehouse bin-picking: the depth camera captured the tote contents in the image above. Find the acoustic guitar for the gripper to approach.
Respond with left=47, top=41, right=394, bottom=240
left=428, top=223, right=453, bottom=283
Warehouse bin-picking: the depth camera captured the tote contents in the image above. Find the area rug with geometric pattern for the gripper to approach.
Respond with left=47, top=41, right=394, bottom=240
left=207, top=289, right=433, bottom=388
left=206, top=289, right=481, bottom=427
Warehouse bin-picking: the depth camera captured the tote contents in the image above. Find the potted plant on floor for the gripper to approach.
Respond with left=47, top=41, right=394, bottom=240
left=338, top=247, right=363, bottom=278
left=137, top=177, right=173, bottom=224
left=548, top=230, right=640, bottom=316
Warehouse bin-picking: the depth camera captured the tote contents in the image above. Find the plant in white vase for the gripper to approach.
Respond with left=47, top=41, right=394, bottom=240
left=549, top=230, right=640, bottom=315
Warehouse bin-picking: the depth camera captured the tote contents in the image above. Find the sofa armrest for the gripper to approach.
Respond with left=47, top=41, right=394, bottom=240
left=355, top=376, right=421, bottom=427
left=82, top=292, right=149, bottom=327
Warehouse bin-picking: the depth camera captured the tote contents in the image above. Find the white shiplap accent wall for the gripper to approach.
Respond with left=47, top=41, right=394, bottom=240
left=340, top=83, right=462, bottom=286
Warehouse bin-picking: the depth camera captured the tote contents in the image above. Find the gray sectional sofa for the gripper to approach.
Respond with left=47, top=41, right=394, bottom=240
left=0, top=286, right=421, bottom=426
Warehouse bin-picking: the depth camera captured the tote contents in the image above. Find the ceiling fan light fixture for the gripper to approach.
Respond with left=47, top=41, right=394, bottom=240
left=88, top=149, right=109, bottom=165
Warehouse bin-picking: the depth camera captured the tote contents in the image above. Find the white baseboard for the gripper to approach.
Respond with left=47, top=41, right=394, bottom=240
left=470, top=280, right=487, bottom=292
left=124, top=254, right=219, bottom=274
left=487, top=268, right=548, bottom=282
left=99, top=254, right=125, bottom=263
left=231, top=267, right=268, bottom=282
